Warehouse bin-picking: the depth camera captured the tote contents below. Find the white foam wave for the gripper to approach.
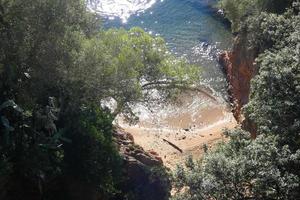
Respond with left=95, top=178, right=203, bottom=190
left=87, top=0, right=158, bottom=23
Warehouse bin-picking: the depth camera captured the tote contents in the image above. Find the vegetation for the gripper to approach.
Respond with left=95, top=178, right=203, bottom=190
left=0, top=0, right=199, bottom=199
left=218, top=0, right=293, bottom=32
left=70, top=27, right=200, bottom=121
left=173, top=0, right=300, bottom=199
left=173, top=130, right=300, bottom=200
left=2, top=0, right=299, bottom=199
left=244, top=6, right=300, bottom=149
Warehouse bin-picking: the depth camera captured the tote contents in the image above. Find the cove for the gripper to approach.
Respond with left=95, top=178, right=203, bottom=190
left=89, top=0, right=236, bottom=168
left=90, top=0, right=233, bottom=95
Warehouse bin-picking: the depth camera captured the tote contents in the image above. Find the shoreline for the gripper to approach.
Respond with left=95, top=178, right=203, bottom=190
left=119, top=90, right=237, bottom=169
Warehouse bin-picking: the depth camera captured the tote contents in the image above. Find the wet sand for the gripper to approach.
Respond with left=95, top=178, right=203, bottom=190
left=118, top=91, right=237, bottom=169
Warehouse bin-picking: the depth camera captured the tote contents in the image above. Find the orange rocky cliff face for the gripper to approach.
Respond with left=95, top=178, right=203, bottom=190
left=219, top=33, right=258, bottom=137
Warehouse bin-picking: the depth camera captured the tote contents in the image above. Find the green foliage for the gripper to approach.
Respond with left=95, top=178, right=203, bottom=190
left=70, top=27, right=200, bottom=120
left=242, top=8, right=297, bottom=53
left=63, top=105, right=122, bottom=198
left=0, top=98, right=64, bottom=199
left=0, top=0, right=92, bottom=199
left=0, top=0, right=200, bottom=114
left=0, top=0, right=98, bottom=104
left=173, top=2, right=300, bottom=200
left=218, top=0, right=293, bottom=32
left=1, top=0, right=194, bottom=199
left=173, top=129, right=300, bottom=200
left=245, top=5, right=300, bottom=149
left=122, top=165, right=171, bottom=200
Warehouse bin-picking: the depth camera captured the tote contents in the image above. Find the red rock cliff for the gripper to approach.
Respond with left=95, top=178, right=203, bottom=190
left=219, top=33, right=258, bottom=127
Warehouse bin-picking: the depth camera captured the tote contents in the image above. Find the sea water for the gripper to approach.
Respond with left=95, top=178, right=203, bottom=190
left=88, top=0, right=232, bottom=96
left=88, top=0, right=234, bottom=126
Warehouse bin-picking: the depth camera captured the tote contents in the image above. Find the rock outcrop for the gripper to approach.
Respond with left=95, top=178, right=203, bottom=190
left=219, top=33, right=258, bottom=137
left=113, top=128, right=171, bottom=200
left=113, top=128, right=164, bottom=166
left=219, top=33, right=258, bottom=123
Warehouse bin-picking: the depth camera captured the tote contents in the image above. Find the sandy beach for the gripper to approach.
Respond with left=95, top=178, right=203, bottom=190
left=119, top=91, right=237, bottom=169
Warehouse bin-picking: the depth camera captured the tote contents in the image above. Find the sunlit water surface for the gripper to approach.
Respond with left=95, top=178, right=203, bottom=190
left=88, top=0, right=233, bottom=125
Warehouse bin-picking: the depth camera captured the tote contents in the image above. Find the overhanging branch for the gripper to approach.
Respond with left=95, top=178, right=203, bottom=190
left=142, top=81, right=218, bottom=102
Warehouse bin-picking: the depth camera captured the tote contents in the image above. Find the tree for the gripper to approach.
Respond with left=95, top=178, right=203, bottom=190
left=172, top=129, right=300, bottom=200
left=62, top=105, right=123, bottom=200
left=0, top=0, right=99, bottom=104
left=0, top=1, right=102, bottom=198
left=244, top=5, right=300, bottom=149
left=173, top=2, right=300, bottom=200
left=69, top=27, right=200, bottom=121
left=218, top=0, right=293, bottom=32
left=1, top=0, right=197, bottom=199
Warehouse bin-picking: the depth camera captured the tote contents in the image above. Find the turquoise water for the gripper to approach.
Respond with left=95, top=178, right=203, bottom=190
left=91, top=0, right=233, bottom=96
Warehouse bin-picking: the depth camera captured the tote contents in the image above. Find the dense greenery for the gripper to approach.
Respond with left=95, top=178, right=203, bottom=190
left=70, top=27, right=200, bottom=121
left=218, top=0, right=293, bottom=32
left=0, top=0, right=199, bottom=199
left=62, top=106, right=122, bottom=199
left=244, top=6, right=300, bottom=149
left=173, top=0, right=300, bottom=199
left=2, top=0, right=299, bottom=199
left=173, top=130, right=300, bottom=200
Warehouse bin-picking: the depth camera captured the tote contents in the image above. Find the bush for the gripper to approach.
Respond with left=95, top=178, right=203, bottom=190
left=244, top=5, right=300, bottom=149
left=172, top=129, right=300, bottom=200
left=173, top=2, right=300, bottom=200
left=63, top=105, right=123, bottom=199
left=218, top=0, right=293, bottom=32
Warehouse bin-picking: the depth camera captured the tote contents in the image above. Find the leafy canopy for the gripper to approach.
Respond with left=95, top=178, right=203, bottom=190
left=218, top=0, right=293, bottom=32
left=244, top=6, right=300, bottom=149
left=70, top=27, right=200, bottom=119
left=173, top=129, right=300, bottom=200
left=0, top=0, right=199, bottom=199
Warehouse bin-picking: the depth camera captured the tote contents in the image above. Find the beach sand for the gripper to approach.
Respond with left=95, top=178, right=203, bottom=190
left=118, top=91, right=237, bottom=169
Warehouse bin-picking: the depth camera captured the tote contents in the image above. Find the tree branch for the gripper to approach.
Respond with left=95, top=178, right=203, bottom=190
left=142, top=81, right=218, bottom=102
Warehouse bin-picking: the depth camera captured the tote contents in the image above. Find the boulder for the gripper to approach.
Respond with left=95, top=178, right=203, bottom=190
left=113, top=128, right=170, bottom=200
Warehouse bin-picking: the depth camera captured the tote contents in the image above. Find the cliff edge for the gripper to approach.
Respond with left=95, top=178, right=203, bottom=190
left=219, top=32, right=258, bottom=136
